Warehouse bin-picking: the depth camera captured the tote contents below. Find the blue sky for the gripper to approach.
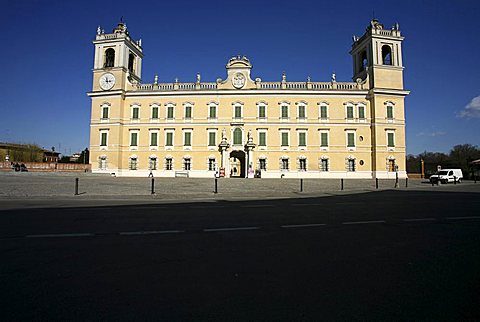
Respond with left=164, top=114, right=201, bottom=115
left=1, top=0, right=479, bottom=155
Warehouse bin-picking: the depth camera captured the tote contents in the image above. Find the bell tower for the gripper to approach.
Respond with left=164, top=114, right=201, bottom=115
left=92, top=21, right=143, bottom=92
left=350, top=19, right=404, bottom=90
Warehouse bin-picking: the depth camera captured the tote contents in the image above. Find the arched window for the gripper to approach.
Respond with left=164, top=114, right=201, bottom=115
left=233, top=128, right=242, bottom=145
left=104, top=48, right=115, bottom=68
left=360, top=51, right=368, bottom=71
left=128, top=53, right=135, bottom=73
left=382, top=45, right=392, bottom=65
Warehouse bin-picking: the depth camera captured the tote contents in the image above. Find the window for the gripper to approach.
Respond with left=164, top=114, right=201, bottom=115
left=360, top=50, right=368, bottom=71
left=281, top=105, right=289, bottom=119
left=184, top=105, right=192, bottom=119
left=184, top=131, right=192, bottom=147
left=165, top=132, right=173, bottom=147
left=259, top=158, right=267, bottom=170
left=281, top=158, right=289, bottom=170
left=234, top=105, right=242, bottom=119
left=299, top=158, right=307, bottom=171
left=233, top=128, right=242, bottom=145
left=130, top=132, right=138, bottom=147
left=208, top=131, right=216, bottom=146
left=132, top=106, right=140, bottom=119
left=347, top=159, right=356, bottom=172
left=183, top=158, right=191, bottom=170
left=320, top=105, right=328, bottom=119
left=382, top=45, right=392, bottom=65
left=386, top=105, right=394, bottom=119
left=167, top=105, right=174, bottom=119
left=209, top=105, right=217, bottom=119
left=358, top=105, right=365, bottom=119
left=128, top=53, right=135, bottom=73
left=320, top=159, right=329, bottom=171
left=150, top=132, right=158, bottom=146
left=258, top=132, right=266, bottom=147
left=387, top=132, right=395, bottom=147
left=99, top=156, right=107, bottom=170
left=100, top=132, right=108, bottom=147
left=298, top=105, right=306, bottom=119
left=129, top=157, right=137, bottom=170
left=101, top=105, right=109, bottom=119
left=281, top=132, right=289, bottom=147
left=165, top=158, right=173, bottom=170
left=258, top=105, right=266, bottom=118
left=347, top=132, right=355, bottom=147
left=346, top=105, right=354, bottom=119
left=151, top=106, right=159, bottom=119
left=104, top=48, right=115, bottom=68
left=208, top=158, right=216, bottom=171
left=320, top=132, right=328, bottom=147
left=388, top=159, right=396, bottom=172
left=298, top=132, right=306, bottom=147
left=149, top=157, right=157, bottom=170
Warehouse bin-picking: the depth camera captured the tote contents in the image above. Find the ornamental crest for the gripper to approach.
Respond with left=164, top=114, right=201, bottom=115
left=232, top=72, right=246, bottom=89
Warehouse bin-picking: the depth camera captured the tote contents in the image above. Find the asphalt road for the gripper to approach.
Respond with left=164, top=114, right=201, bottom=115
left=1, top=189, right=480, bottom=321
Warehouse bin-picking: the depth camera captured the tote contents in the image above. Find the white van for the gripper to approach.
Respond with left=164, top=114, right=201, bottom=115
left=429, top=169, right=463, bottom=184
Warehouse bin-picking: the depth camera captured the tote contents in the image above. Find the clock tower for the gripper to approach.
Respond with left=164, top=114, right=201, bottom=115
left=92, top=21, right=143, bottom=92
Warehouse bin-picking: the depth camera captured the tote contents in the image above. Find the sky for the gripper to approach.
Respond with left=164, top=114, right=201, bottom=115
left=1, top=0, right=479, bottom=156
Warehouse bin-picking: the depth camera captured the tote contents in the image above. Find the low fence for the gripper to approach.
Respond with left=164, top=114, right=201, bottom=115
left=0, top=161, right=91, bottom=172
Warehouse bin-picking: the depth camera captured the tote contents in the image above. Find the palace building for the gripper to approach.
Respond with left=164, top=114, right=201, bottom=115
left=88, top=19, right=409, bottom=178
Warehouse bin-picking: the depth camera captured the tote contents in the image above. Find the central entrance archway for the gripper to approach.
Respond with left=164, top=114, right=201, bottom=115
left=229, top=150, right=246, bottom=178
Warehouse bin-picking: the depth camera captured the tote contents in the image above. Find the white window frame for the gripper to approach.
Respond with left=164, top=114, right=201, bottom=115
left=280, top=156, right=290, bottom=171
left=385, top=102, right=395, bottom=122
left=257, top=101, right=268, bottom=120
left=149, top=156, right=158, bottom=170
left=165, top=156, right=173, bottom=170
left=129, top=156, right=138, bottom=170
left=279, top=102, right=290, bottom=121
left=232, top=102, right=243, bottom=120
left=99, top=129, right=109, bottom=150
left=164, top=129, right=174, bottom=150
left=296, top=101, right=307, bottom=121
left=257, top=129, right=267, bottom=149
left=183, top=129, right=193, bottom=150
left=298, top=157, right=307, bottom=171
left=165, top=103, right=176, bottom=121
left=320, top=157, right=329, bottom=172
left=280, top=129, right=290, bottom=149
left=100, top=103, right=110, bottom=121
left=207, top=129, right=217, bottom=149
left=318, top=102, right=329, bottom=121
left=149, top=129, right=159, bottom=150
left=150, top=103, right=160, bottom=121
left=297, top=129, right=307, bottom=150
left=208, top=157, right=216, bottom=171
left=129, top=130, right=139, bottom=150
left=183, top=156, right=192, bottom=171
left=319, top=130, right=329, bottom=150
left=346, top=130, right=356, bottom=151
left=208, top=102, right=218, bottom=121
left=98, top=155, right=107, bottom=170
left=131, top=104, right=140, bottom=121
left=386, top=130, right=395, bottom=150
left=232, top=127, right=243, bottom=146
left=345, top=103, right=355, bottom=122
left=357, top=103, right=366, bottom=122
left=183, top=102, right=193, bottom=121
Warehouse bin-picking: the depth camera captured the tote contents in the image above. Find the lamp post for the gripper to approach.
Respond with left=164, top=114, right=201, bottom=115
left=395, top=165, right=399, bottom=188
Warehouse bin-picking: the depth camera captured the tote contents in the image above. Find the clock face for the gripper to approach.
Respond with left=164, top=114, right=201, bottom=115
left=99, top=73, right=116, bottom=90
left=232, top=72, right=246, bottom=89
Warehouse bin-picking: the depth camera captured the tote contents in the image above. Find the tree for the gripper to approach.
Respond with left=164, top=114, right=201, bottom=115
left=77, top=148, right=89, bottom=164
left=449, top=144, right=480, bottom=178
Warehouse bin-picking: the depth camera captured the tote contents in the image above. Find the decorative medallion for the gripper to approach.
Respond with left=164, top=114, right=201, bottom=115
left=232, top=72, right=246, bottom=89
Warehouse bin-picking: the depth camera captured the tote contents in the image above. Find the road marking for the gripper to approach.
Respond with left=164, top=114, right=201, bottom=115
left=292, top=203, right=324, bottom=207
left=446, top=216, right=480, bottom=220
left=402, top=218, right=436, bottom=222
left=203, top=226, right=259, bottom=232
left=281, top=223, right=326, bottom=228
left=26, top=233, right=94, bottom=238
left=240, top=205, right=273, bottom=208
left=119, top=230, right=184, bottom=235
left=342, top=220, right=385, bottom=225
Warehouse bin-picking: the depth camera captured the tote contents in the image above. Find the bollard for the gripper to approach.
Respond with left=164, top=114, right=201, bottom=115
left=214, top=177, right=218, bottom=194
left=431, top=178, right=434, bottom=187
left=395, top=172, right=399, bottom=188
left=375, top=178, right=378, bottom=189
left=405, top=178, right=408, bottom=188
left=74, top=178, right=79, bottom=196
left=151, top=178, right=155, bottom=194
left=454, top=176, right=456, bottom=185
left=300, top=178, right=303, bottom=192
left=341, top=178, right=344, bottom=191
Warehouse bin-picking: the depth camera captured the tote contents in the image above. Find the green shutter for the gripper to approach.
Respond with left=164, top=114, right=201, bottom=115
left=102, top=107, right=109, bottom=119
left=167, top=106, right=174, bottom=119
left=321, top=133, right=328, bottom=147
left=387, top=133, right=395, bottom=147
left=152, top=107, right=158, bottom=119
left=281, top=132, right=289, bottom=146
left=131, top=133, right=137, bottom=146
left=299, top=133, right=306, bottom=146
left=185, top=106, right=192, bottom=119
left=387, top=106, right=393, bottom=119
left=320, top=105, right=327, bottom=119
left=184, top=132, right=191, bottom=146
left=282, top=106, right=288, bottom=118
left=299, top=106, right=305, bottom=118
left=101, top=133, right=107, bottom=146
left=259, top=132, right=266, bottom=146
left=150, top=132, right=157, bottom=146
left=233, top=128, right=242, bottom=144
left=208, top=132, right=216, bottom=146
left=235, top=106, right=242, bottom=118
left=259, top=105, right=266, bottom=118
left=133, top=107, right=139, bottom=119
left=209, top=106, right=216, bottom=118
left=347, top=106, right=354, bottom=119
left=358, top=106, right=365, bottom=119
left=166, top=133, right=173, bottom=146
left=347, top=133, right=355, bottom=147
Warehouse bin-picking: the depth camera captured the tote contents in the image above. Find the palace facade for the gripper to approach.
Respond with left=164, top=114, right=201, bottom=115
left=88, top=19, right=409, bottom=178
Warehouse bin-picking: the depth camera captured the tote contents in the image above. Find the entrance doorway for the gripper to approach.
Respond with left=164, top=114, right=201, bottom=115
left=229, top=150, right=246, bottom=178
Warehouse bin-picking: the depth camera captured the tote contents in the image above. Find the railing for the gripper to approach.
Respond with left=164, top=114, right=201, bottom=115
left=135, top=81, right=362, bottom=91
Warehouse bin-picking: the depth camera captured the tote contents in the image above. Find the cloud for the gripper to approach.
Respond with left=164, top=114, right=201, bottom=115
left=416, top=131, right=446, bottom=137
left=459, top=95, right=480, bottom=118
